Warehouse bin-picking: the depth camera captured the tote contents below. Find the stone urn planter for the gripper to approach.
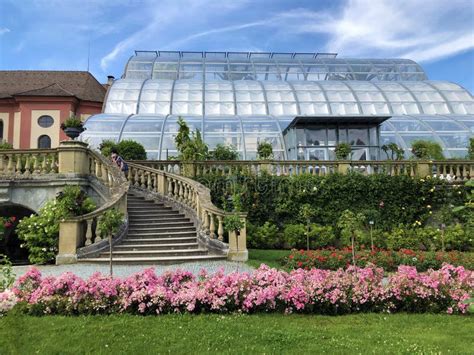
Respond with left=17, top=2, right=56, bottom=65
left=61, top=116, right=85, bottom=140
left=63, top=127, right=84, bottom=140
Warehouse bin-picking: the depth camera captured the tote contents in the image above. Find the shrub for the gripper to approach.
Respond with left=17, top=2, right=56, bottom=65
left=247, top=222, right=280, bottom=249
left=175, top=117, right=209, bottom=162
left=411, top=140, right=444, bottom=160
left=116, top=140, right=147, bottom=160
left=16, top=186, right=96, bottom=264
left=97, top=209, right=124, bottom=239
left=0, top=255, right=15, bottom=292
left=282, top=223, right=335, bottom=250
left=284, top=248, right=474, bottom=272
left=0, top=140, right=13, bottom=150
left=99, top=139, right=147, bottom=160
left=9, top=264, right=474, bottom=316
left=335, top=143, right=351, bottom=160
left=469, top=137, right=474, bottom=160
left=210, top=144, right=239, bottom=160
left=381, top=143, right=404, bottom=160
left=257, top=142, right=273, bottom=160
left=198, top=173, right=463, bottom=233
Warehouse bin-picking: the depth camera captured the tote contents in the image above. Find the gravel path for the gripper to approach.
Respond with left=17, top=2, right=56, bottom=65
left=12, top=261, right=255, bottom=279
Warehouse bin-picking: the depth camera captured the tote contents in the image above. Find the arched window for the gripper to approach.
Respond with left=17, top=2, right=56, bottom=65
left=0, top=120, right=3, bottom=141
left=38, top=135, right=51, bottom=149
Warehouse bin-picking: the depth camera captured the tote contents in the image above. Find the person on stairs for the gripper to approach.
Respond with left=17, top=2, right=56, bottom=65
left=111, top=148, right=129, bottom=174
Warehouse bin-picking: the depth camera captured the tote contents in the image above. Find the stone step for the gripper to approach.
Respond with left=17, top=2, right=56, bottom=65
left=129, top=221, right=194, bottom=228
left=129, top=226, right=196, bottom=233
left=128, top=211, right=185, bottom=219
left=79, top=254, right=227, bottom=265
left=114, top=242, right=199, bottom=250
left=99, top=248, right=208, bottom=258
left=128, top=206, right=172, bottom=211
left=120, top=237, right=197, bottom=244
left=127, top=231, right=197, bottom=238
left=128, top=210, right=183, bottom=216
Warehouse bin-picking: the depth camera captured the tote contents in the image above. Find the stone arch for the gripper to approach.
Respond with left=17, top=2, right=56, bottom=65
left=0, top=203, right=36, bottom=264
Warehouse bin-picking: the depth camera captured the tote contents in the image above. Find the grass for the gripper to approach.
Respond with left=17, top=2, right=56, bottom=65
left=247, top=249, right=290, bottom=269
left=1, top=313, right=473, bottom=354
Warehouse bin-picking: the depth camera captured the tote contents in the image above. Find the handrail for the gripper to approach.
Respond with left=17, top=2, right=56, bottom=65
left=62, top=149, right=129, bottom=247
left=130, top=159, right=473, bottom=181
left=127, top=162, right=247, bottom=250
left=0, top=148, right=59, bottom=175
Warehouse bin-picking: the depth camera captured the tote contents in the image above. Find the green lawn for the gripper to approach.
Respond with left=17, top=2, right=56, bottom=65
left=247, top=248, right=290, bottom=269
left=1, top=313, right=472, bottom=354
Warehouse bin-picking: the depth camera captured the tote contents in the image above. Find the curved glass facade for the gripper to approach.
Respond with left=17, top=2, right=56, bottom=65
left=82, top=51, right=473, bottom=160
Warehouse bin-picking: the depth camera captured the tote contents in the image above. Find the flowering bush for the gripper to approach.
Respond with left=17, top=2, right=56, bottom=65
left=0, top=289, right=17, bottom=314
left=284, top=248, right=474, bottom=272
left=16, top=186, right=96, bottom=264
left=5, top=264, right=473, bottom=316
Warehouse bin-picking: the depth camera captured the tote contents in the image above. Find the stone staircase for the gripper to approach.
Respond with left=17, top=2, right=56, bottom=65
left=79, top=193, right=226, bottom=264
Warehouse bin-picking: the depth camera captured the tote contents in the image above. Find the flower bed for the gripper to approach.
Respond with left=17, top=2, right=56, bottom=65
left=1, top=264, right=472, bottom=316
left=284, top=248, right=474, bottom=272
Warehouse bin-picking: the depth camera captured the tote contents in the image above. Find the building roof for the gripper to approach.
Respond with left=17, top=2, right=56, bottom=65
left=124, top=51, right=427, bottom=82
left=0, top=71, right=106, bottom=102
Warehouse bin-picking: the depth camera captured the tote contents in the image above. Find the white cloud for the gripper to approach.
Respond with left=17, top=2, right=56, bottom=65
left=276, top=0, right=474, bottom=62
left=0, top=27, right=10, bottom=35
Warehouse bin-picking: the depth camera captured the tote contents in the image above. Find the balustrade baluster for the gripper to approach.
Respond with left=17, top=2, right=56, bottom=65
left=167, top=178, right=173, bottom=197
left=23, top=155, right=31, bottom=176
left=209, top=212, right=216, bottom=239
left=51, top=154, right=57, bottom=173
left=6, top=154, right=13, bottom=174
left=85, top=219, right=93, bottom=245
left=147, top=172, right=152, bottom=191
left=140, top=171, right=146, bottom=188
left=173, top=179, right=179, bottom=198
left=134, top=169, right=140, bottom=187
left=15, top=155, right=22, bottom=175
left=217, top=215, right=224, bottom=241
left=95, top=216, right=102, bottom=242
left=41, top=154, right=47, bottom=173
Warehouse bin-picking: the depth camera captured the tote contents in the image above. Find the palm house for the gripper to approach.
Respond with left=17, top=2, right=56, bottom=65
left=81, top=51, right=474, bottom=160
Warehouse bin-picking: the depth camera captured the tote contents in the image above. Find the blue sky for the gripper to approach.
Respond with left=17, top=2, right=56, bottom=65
left=0, top=0, right=473, bottom=93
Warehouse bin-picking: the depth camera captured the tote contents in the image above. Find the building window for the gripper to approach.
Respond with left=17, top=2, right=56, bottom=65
left=38, top=135, right=51, bottom=149
left=38, top=115, right=54, bottom=128
left=0, top=120, right=3, bottom=141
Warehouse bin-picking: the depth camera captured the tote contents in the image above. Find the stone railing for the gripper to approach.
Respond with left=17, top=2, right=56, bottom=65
left=0, top=149, right=59, bottom=176
left=57, top=143, right=129, bottom=264
left=127, top=162, right=248, bottom=261
left=131, top=159, right=473, bottom=182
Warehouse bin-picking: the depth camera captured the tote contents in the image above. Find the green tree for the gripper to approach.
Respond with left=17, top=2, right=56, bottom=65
left=211, top=144, right=239, bottom=160
left=337, top=210, right=365, bottom=265
left=0, top=140, right=13, bottom=150
left=335, top=143, right=351, bottom=160
left=411, top=140, right=444, bottom=160
left=381, top=143, right=405, bottom=160
left=175, top=117, right=209, bottom=161
left=468, top=137, right=474, bottom=160
left=257, top=141, right=273, bottom=160
left=99, top=139, right=147, bottom=160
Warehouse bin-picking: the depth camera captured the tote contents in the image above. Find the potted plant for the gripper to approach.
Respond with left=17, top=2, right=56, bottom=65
left=61, top=116, right=85, bottom=140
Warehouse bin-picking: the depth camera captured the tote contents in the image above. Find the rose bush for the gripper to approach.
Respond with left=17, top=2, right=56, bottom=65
left=284, top=248, right=474, bottom=272
left=4, top=264, right=472, bottom=316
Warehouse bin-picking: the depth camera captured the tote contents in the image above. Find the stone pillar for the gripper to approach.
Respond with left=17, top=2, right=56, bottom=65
left=337, top=162, right=350, bottom=175
left=227, top=218, right=248, bottom=262
left=415, top=161, right=431, bottom=178
left=56, top=220, right=83, bottom=264
left=57, top=141, right=90, bottom=175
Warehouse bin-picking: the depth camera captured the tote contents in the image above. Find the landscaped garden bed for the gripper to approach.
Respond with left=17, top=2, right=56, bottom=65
left=284, top=248, right=474, bottom=272
left=1, top=263, right=472, bottom=316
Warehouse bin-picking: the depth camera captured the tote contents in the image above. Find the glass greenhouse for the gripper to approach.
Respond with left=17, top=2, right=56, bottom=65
left=81, top=51, right=474, bottom=160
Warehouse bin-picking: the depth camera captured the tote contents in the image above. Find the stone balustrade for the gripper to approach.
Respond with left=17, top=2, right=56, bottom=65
left=131, top=159, right=473, bottom=182
left=0, top=149, right=59, bottom=176
left=127, top=162, right=248, bottom=261
left=57, top=146, right=129, bottom=264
